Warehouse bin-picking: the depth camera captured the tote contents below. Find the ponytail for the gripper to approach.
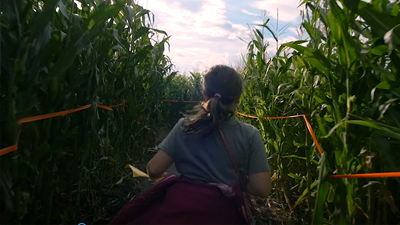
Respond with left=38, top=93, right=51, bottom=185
left=183, top=65, right=242, bottom=137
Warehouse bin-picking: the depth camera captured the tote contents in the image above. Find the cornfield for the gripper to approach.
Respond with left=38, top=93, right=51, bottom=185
left=1, top=0, right=174, bottom=223
left=1, top=0, right=399, bottom=224
left=238, top=0, right=400, bottom=223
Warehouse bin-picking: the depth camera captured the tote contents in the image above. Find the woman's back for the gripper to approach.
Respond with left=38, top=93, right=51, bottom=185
left=159, top=117, right=269, bottom=186
left=143, top=65, right=271, bottom=224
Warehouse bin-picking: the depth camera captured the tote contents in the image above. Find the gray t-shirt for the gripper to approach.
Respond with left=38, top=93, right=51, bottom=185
left=158, top=117, right=270, bottom=186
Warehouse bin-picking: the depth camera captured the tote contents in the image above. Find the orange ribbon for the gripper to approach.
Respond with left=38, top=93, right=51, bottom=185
left=329, top=172, right=400, bottom=178
left=0, top=131, right=20, bottom=157
left=302, top=115, right=323, bottom=155
left=163, top=100, right=202, bottom=103
left=98, top=104, right=112, bottom=111
left=237, top=111, right=400, bottom=178
left=236, top=112, right=258, bottom=119
left=110, top=100, right=127, bottom=108
left=236, top=112, right=309, bottom=120
left=236, top=112, right=323, bottom=154
left=3, top=99, right=399, bottom=179
left=17, top=104, right=92, bottom=124
left=0, top=101, right=126, bottom=156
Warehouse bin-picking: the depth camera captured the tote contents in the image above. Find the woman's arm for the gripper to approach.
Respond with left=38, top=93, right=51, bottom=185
left=146, top=149, right=174, bottom=180
left=246, top=171, right=271, bottom=198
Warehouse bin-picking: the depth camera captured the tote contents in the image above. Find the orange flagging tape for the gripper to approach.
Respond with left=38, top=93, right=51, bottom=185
left=302, top=115, right=324, bottom=155
left=329, top=172, right=400, bottom=179
left=0, top=131, right=20, bottom=157
left=264, top=114, right=308, bottom=119
left=163, top=100, right=202, bottom=103
left=4, top=99, right=399, bottom=179
left=0, top=145, right=18, bottom=157
left=110, top=100, right=127, bottom=108
left=98, top=104, right=112, bottom=111
left=236, top=112, right=258, bottom=119
left=17, top=104, right=91, bottom=124
left=236, top=111, right=400, bottom=178
left=237, top=112, right=323, bottom=154
left=236, top=112, right=308, bottom=120
left=0, top=101, right=126, bottom=156
left=99, top=100, right=126, bottom=111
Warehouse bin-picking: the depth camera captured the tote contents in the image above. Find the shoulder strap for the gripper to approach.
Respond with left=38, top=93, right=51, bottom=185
left=218, top=129, right=246, bottom=189
left=218, top=128, right=262, bottom=223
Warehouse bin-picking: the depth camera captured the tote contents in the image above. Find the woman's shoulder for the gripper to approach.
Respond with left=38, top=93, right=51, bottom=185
left=230, top=118, right=260, bottom=134
left=167, top=118, right=185, bottom=134
left=177, top=117, right=185, bottom=125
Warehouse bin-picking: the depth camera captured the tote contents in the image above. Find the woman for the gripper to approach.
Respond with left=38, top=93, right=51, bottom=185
left=146, top=65, right=271, bottom=224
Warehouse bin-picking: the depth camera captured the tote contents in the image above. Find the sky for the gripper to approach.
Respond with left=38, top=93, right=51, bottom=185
left=137, top=0, right=306, bottom=73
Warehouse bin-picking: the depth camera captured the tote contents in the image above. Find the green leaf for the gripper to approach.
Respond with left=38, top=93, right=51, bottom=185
left=384, top=24, right=400, bottom=54
left=302, top=22, right=322, bottom=43
left=87, top=3, right=124, bottom=30
left=312, top=154, right=329, bottom=225
left=354, top=1, right=400, bottom=38
left=151, top=28, right=168, bottom=36
left=58, top=1, right=70, bottom=19
left=30, top=0, right=59, bottom=40
left=282, top=154, right=319, bottom=164
left=342, top=0, right=360, bottom=12
left=288, top=173, right=302, bottom=180
left=277, top=57, right=292, bottom=76
left=260, top=20, right=278, bottom=43
left=133, top=27, right=151, bottom=42
left=345, top=120, right=400, bottom=139
left=376, top=80, right=391, bottom=89
left=391, top=3, right=399, bottom=17
left=305, top=57, right=329, bottom=76
left=255, top=28, right=264, bottom=40
left=324, top=115, right=334, bottom=123
left=282, top=43, right=309, bottom=53
left=294, top=181, right=318, bottom=208
left=50, top=3, right=125, bottom=79
left=329, top=0, right=358, bottom=68
left=281, top=43, right=330, bottom=75
left=370, top=45, right=388, bottom=55
left=316, top=115, right=328, bottom=136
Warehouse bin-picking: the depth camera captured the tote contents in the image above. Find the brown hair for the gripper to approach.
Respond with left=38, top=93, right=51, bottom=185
left=183, top=65, right=243, bottom=136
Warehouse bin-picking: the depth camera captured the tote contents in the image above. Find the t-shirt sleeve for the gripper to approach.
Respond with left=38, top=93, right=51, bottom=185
left=248, top=128, right=270, bottom=174
left=157, top=118, right=183, bottom=159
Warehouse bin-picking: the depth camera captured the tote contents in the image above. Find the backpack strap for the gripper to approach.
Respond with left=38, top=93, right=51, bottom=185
left=218, top=128, right=262, bottom=224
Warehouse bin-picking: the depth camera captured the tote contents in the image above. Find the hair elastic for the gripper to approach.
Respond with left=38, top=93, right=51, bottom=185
left=214, top=93, right=221, bottom=98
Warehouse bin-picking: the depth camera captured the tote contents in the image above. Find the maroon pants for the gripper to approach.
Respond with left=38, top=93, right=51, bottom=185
left=110, top=176, right=246, bottom=224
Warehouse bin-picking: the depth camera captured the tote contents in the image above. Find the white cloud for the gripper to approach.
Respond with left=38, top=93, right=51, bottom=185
left=242, top=9, right=258, bottom=16
left=250, top=0, right=304, bottom=22
left=138, top=0, right=303, bottom=72
left=251, top=20, right=265, bottom=25
left=229, top=24, right=250, bottom=39
left=166, top=34, right=249, bottom=72
left=138, top=0, right=250, bottom=72
left=140, top=0, right=228, bottom=37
